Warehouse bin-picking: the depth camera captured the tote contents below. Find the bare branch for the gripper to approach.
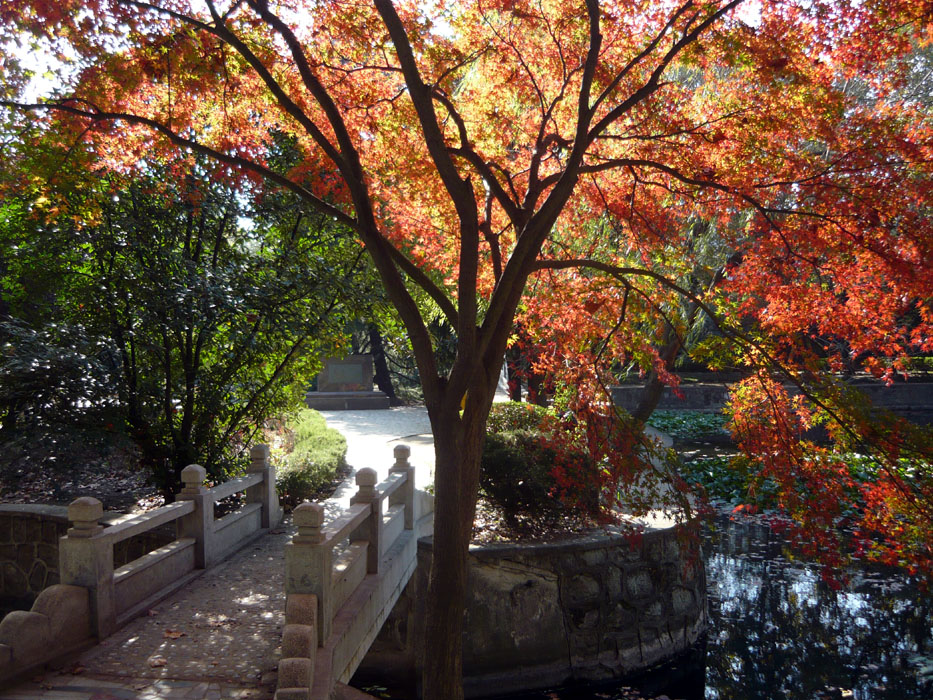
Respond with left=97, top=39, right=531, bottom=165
left=588, top=0, right=746, bottom=143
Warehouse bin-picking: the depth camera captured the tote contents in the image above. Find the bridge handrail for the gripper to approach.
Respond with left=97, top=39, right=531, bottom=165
left=376, top=470, right=406, bottom=501
left=57, top=444, right=281, bottom=639
left=320, top=502, right=371, bottom=546
left=209, top=471, right=263, bottom=502
left=278, top=444, right=421, bottom=699
left=284, top=444, right=416, bottom=648
left=100, top=500, right=195, bottom=543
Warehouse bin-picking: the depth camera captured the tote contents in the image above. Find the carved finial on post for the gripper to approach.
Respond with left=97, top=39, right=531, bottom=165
left=180, top=464, right=208, bottom=497
left=177, top=464, right=212, bottom=567
left=350, top=468, right=380, bottom=574
left=293, top=502, right=325, bottom=544
left=353, top=468, right=378, bottom=504
left=392, top=444, right=411, bottom=470
left=62, top=496, right=114, bottom=637
left=67, top=497, right=104, bottom=538
left=390, top=444, right=415, bottom=531
left=285, top=501, right=332, bottom=644
left=249, top=443, right=270, bottom=470
left=247, top=443, right=280, bottom=529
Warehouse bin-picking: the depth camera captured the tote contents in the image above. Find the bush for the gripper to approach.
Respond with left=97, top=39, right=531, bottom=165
left=480, top=424, right=598, bottom=523
left=486, top=401, right=551, bottom=433
left=481, top=430, right=562, bottom=521
left=274, top=409, right=347, bottom=507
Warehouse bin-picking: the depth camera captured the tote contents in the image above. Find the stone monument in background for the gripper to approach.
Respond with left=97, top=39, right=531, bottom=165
left=305, top=355, right=391, bottom=410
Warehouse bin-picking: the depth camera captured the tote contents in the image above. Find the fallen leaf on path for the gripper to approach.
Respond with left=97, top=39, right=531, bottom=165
left=148, top=656, right=167, bottom=668
left=147, top=609, right=159, bottom=616
left=163, top=628, right=186, bottom=639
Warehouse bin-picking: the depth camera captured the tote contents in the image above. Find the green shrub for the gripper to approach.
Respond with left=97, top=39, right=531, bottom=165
left=274, top=409, right=347, bottom=507
left=480, top=427, right=597, bottom=523
left=481, top=430, right=561, bottom=521
left=486, top=401, right=551, bottom=433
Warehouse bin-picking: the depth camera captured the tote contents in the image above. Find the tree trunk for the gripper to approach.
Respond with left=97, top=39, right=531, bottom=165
left=421, top=397, right=486, bottom=700
left=631, top=329, right=682, bottom=424
left=506, top=347, right=522, bottom=401
left=1, top=400, right=17, bottom=438
left=369, top=323, right=400, bottom=406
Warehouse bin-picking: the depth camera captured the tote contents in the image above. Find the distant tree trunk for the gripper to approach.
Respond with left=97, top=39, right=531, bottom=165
left=527, top=369, right=547, bottom=406
left=631, top=328, right=683, bottom=424
left=0, top=266, right=13, bottom=438
left=506, top=344, right=522, bottom=401
left=1, top=401, right=17, bottom=438
left=369, top=324, right=400, bottom=405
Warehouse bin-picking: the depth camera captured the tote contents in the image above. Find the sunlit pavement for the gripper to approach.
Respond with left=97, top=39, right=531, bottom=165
left=318, top=405, right=434, bottom=508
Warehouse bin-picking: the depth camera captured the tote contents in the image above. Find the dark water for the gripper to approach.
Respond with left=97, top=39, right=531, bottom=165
left=698, top=515, right=933, bottom=700
left=490, top=515, right=933, bottom=700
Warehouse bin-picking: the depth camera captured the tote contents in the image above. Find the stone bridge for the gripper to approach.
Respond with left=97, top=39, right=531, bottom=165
left=0, top=441, right=431, bottom=700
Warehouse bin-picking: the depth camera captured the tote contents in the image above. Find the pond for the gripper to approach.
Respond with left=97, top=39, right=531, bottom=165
left=482, top=513, right=933, bottom=700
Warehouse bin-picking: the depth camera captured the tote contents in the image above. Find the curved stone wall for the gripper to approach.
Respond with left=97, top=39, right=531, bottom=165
left=416, top=523, right=707, bottom=698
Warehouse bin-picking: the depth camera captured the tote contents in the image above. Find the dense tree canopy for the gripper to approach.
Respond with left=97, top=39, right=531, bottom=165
left=1, top=0, right=931, bottom=695
left=0, top=142, right=375, bottom=494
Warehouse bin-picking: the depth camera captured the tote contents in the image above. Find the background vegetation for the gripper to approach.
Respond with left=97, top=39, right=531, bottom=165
left=272, top=408, right=348, bottom=508
left=0, top=143, right=377, bottom=497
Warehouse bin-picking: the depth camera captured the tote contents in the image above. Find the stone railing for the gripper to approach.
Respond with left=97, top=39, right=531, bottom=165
left=0, top=444, right=280, bottom=684
left=276, top=444, right=417, bottom=700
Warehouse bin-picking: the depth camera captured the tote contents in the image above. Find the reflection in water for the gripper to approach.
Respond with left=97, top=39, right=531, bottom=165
left=703, top=514, right=933, bottom=700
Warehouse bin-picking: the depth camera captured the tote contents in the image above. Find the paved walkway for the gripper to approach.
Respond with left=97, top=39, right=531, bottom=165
left=319, top=406, right=434, bottom=507
left=0, top=407, right=433, bottom=700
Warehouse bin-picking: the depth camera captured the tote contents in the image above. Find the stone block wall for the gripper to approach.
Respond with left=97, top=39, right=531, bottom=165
left=610, top=379, right=933, bottom=424
left=357, top=524, right=707, bottom=699
left=449, top=526, right=707, bottom=697
left=0, top=505, right=69, bottom=613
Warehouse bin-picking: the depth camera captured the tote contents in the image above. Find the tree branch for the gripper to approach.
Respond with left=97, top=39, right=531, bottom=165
left=2, top=99, right=359, bottom=228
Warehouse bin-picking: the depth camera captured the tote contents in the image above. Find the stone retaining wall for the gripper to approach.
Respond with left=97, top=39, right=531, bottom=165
left=357, top=523, right=707, bottom=699
left=610, top=380, right=933, bottom=423
left=0, top=505, right=69, bottom=612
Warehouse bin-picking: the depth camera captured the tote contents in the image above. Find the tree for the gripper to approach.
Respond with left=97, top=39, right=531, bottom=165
left=1, top=1, right=931, bottom=695
left=1, top=148, right=374, bottom=495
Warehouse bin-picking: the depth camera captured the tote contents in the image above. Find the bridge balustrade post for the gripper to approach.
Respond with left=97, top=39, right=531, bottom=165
left=247, top=444, right=279, bottom=529
left=350, top=468, right=380, bottom=574
left=287, top=502, right=332, bottom=645
left=389, top=444, right=415, bottom=530
left=59, top=497, right=115, bottom=638
left=176, top=464, right=213, bottom=568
